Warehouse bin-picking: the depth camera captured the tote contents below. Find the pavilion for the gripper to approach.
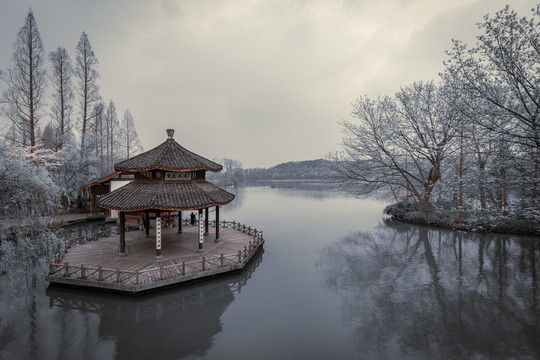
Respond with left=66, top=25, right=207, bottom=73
left=97, top=129, right=235, bottom=260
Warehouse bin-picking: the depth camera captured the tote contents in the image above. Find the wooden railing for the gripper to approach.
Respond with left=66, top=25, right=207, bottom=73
left=47, top=251, right=263, bottom=318
left=49, top=220, right=264, bottom=289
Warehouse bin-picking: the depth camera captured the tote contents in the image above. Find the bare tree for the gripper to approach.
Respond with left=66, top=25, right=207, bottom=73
left=120, top=109, right=142, bottom=159
left=445, top=5, right=540, bottom=207
left=48, top=46, right=73, bottom=150
left=332, top=81, right=459, bottom=216
left=1, top=9, right=46, bottom=151
left=40, top=122, right=56, bottom=151
left=74, top=31, right=100, bottom=157
left=104, top=100, right=120, bottom=172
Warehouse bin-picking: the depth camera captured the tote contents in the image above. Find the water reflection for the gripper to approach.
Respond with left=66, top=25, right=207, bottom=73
left=317, top=220, right=540, bottom=360
left=44, top=250, right=263, bottom=360
left=245, top=180, right=338, bottom=199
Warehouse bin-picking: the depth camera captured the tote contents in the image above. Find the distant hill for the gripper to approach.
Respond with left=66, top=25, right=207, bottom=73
left=243, top=159, right=335, bottom=181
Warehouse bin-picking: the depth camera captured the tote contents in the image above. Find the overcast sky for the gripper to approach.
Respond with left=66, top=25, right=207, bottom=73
left=0, top=0, right=538, bottom=167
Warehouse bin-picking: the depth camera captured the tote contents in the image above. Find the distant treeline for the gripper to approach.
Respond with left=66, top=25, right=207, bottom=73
left=208, top=158, right=335, bottom=186
left=245, top=159, right=335, bottom=181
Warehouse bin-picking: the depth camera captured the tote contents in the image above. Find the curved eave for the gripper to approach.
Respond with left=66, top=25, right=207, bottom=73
left=115, top=166, right=222, bottom=173
left=98, top=199, right=234, bottom=213
left=97, top=181, right=235, bottom=212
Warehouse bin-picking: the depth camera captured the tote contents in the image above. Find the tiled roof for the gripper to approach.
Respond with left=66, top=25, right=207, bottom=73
left=80, top=171, right=122, bottom=190
left=115, top=138, right=223, bottom=172
left=98, top=181, right=235, bottom=211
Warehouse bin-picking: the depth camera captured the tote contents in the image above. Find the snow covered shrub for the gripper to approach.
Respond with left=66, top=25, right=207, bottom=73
left=0, top=141, right=63, bottom=258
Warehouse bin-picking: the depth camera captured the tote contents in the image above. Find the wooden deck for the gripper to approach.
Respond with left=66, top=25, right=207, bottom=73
left=47, top=221, right=264, bottom=294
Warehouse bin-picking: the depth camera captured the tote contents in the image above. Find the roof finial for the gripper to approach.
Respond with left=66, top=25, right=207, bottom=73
left=166, top=129, right=175, bottom=139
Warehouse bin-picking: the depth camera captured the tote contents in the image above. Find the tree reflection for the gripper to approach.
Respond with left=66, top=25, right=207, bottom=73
left=317, top=220, right=540, bottom=359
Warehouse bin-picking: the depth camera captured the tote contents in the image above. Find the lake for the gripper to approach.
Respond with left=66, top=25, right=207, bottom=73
left=1, top=184, right=539, bottom=359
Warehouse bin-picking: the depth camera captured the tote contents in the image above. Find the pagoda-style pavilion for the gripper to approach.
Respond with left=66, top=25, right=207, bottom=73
left=98, top=129, right=235, bottom=260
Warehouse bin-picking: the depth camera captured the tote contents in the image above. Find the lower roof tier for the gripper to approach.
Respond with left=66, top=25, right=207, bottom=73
left=98, top=181, right=235, bottom=212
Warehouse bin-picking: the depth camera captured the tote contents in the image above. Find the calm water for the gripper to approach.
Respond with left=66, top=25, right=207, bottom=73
left=1, top=185, right=539, bottom=359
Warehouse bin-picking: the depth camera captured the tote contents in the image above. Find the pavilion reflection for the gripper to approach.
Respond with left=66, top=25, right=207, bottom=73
left=46, top=249, right=263, bottom=359
left=317, top=220, right=540, bottom=360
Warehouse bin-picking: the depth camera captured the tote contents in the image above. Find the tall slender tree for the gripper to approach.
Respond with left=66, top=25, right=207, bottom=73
left=1, top=9, right=46, bottom=151
left=74, top=31, right=100, bottom=157
left=120, top=109, right=143, bottom=159
left=48, top=46, right=73, bottom=150
left=104, top=100, right=120, bottom=172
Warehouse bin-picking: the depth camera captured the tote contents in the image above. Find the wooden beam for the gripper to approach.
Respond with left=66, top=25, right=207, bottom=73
left=119, top=212, right=126, bottom=257
left=145, top=211, right=150, bottom=238
left=215, top=206, right=221, bottom=242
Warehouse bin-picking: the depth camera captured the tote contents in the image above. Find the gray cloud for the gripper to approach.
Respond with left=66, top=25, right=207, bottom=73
left=1, top=0, right=538, bottom=167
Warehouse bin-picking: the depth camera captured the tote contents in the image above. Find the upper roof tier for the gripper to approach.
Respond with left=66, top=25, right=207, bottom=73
left=115, top=129, right=223, bottom=173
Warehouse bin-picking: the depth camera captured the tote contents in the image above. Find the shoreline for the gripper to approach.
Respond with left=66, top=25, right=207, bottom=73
left=384, top=203, right=540, bottom=237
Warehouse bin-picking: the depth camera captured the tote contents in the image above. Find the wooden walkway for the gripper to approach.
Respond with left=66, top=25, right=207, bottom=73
left=47, top=221, right=264, bottom=293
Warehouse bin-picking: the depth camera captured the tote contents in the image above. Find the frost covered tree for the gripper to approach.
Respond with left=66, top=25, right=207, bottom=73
left=332, top=81, right=459, bottom=216
left=0, top=140, right=62, bottom=248
left=74, top=31, right=100, bottom=159
left=48, top=46, right=73, bottom=150
left=0, top=140, right=64, bottom=303
left=1, top=9, right=46, bottom=151
left=104, top=100, right=121, bottom=172
left=92, top=102, right=105, bottom=159
left=445, top=5, right=540, bottom=208
left=207, top=158, right=243, bottom=186
left=40, top=122, right=56, bottom=151
left=120, top=109, right=143, bottom=159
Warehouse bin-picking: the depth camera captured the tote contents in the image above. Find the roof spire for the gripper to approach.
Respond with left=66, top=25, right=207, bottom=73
left=166, top=129, right=175, bottom=140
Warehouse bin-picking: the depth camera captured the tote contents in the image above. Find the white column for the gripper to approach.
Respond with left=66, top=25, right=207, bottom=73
left=155, top=216, right=163, bottom=260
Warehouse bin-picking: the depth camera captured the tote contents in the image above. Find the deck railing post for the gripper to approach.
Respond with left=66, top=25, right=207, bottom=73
left=160, top=266, right=164, bottom=280
left=116, top=268, right=121, bottom=283
left=221, top=254, right=224, bottom=267
left=98, top=266, right=103, bottom=281
left=182, top=261, right=186, bottom=276
left=238, top=250, right=242, bottom=263
left=63, top=262, right=69, bottom=277
left=136, top=269, right=140, bottom=285
left=81, top=264, right=86, bottom=279
left=202, top=257, right=206, bottom=271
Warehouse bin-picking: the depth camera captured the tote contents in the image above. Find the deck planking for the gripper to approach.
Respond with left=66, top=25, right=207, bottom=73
left=48, top=223, right=264, bottom=293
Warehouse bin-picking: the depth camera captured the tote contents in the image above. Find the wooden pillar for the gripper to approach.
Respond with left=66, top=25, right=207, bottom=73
left=215, top=206, right=221, bottom=242
left=177, top=211, right=183, bottom=234
left=197, top=208, right=204, bottom=253
left=155, top=210, right=163, bottom=260
left=204, top=207, right=209, bottom=235
left=90, top=191, right=95, bottom=215
left=145, top=211, right=150, bottom=238
left=118, top=212, right=127, bottom=257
